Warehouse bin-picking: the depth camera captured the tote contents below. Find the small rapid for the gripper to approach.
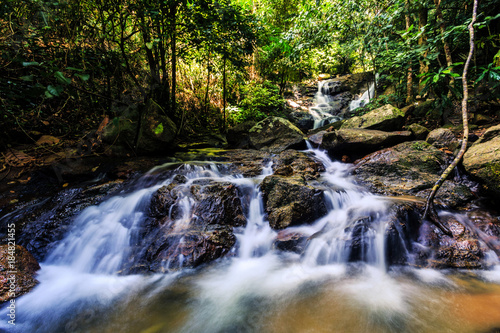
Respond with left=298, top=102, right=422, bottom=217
left=1, top=146, right=500, bottom=333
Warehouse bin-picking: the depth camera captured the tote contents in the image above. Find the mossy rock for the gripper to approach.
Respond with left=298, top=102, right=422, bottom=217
left=463, top=126, right=500, bottom=195
left=341, top=104, right=405, bottom=132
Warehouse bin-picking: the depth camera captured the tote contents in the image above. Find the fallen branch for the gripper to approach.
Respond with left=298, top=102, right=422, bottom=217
left=422, top=0, right=478, bottom=235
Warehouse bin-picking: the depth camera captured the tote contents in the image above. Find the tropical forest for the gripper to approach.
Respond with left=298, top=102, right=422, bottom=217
left=1, top=0, right=500, bottom=332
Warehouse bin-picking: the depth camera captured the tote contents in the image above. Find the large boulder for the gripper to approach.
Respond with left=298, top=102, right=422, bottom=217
left=260, top=175, right=327, bottom=229
left=407, top=123, right=430, bottom=140
left=287, top=111, right=314, bottom=132
left=426, top=128, right=459, bottom=150
left=272, top=150, right=325, bottom=180
left=136, top=101, right=177, bottom=154
left=318, top=128, right=413, bottom=159
left=341, top=104, right=405, bottom=132
left=463, top=124, right=500, bottom=196
left=353, top=141, right=475, bottom=208
left=227, top=121, right=256, bottom=149
left=128, top=180, right=246, bottom=273
left=0, top=245, right=40, bottom=302
left=249, top=117, right=306, bottom=153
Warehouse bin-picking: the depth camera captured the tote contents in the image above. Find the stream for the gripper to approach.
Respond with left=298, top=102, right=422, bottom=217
left=1, top=146, right=500, bottom=333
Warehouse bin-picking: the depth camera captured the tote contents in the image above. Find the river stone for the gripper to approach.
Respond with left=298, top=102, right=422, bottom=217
left=341, top=104, right=405, bottom=132
left=287, top=111, right=314, bottom=132
left=407, top=123, right=430, bottom=140
left=319, top=128, right=413, bottom=159
left=0, top=245, right=40, bottom=302
left=463, top=124, right=500, bottom=196
left=133, top=180, right=246, bottom=272
left=417, top=214, right=483, bottom=269
left=272, top=150, right=325, bottom=180
left=249, top=117, right=306, bottom=153
left=14, top=181, right=125, bottom=261
left=136, top=101, right=177, bottom=154
left=274, top=230, right=309, bottom=253
left=227, top=121, right=256, bottom=149
left=260, top=175, right=327, bottom=229
left=426, top=128, right=458, bottom=150
left=192, top=182, right=246, bottom=227
left=353, top=141, right=474, bottom=208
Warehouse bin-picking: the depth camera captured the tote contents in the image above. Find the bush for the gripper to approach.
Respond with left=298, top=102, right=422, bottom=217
left=229, top=81, right=284, bottom=125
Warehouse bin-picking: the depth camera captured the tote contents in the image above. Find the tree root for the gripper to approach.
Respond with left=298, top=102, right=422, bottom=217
left=422, top=200, right=452, bottom=236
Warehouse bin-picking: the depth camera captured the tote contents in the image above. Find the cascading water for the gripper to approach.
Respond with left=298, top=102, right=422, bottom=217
left=2, top=147, right=500, bottom=333
left=309, top=80, right=343, bottom=129
left=349, top=74, right=379, bottom=112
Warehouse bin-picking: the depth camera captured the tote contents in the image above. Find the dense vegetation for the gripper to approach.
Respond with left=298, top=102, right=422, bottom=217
left=1, top=0, right=499, bottom=151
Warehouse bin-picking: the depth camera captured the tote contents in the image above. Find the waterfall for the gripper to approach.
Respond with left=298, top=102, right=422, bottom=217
left=309, top=80, right=342, bottom=129
left=2, top=146, right=500, bottom=333
left=349, top=74, right=379, bottom=111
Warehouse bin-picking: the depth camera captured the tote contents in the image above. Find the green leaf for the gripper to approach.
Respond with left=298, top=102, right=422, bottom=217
left=46, top=85, right=64, bottom=97
left=490, top=71, right=500, bottom=81
left=54, top=71, right=71, bottom=85
left=432, top=74, right=439, bottom=83
left=146, top=42, right=153, bottom=49
left=75, top=73, right=90, bottom=81
left=154, top=123, right=164, bottom=135
left=22, top=62, right=40, bottom=67
left=66, top=67, right=84, bottom=72
left=20, top=75, right=34, bottom=81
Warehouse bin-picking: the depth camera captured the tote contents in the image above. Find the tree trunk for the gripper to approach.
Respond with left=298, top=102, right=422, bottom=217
left=434, top=0, right=455, bottom=98
left=204, top=53, right=211, bottom=116
left=422, top=0, right=478, bottom=235
left=418, top=4, right=428, bottom=96
left=222, top=56, right=227, bottom=132
left=171, top=2, right=177, bottom=117
left=405, top=0, right=414, bottom=104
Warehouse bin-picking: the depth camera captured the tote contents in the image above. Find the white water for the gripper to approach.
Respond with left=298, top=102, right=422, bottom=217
left=2, top=147, right=500, bottom=332
left=309, top=80, right=342, bottom=129
left=349, top=75, right=379, bottom=112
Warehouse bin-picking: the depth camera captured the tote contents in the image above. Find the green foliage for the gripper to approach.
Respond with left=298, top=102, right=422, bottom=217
left=229, top=81, right=284, bottom=124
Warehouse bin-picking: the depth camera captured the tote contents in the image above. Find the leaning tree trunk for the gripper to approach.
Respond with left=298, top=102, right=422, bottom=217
left=422, top=0, right=478, bottom=235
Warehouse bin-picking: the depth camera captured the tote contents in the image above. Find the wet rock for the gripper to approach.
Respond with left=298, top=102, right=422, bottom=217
left=274, top=230, right=308, bottom=253
left=287, top=111, right=314, bottom=132
left=222, top=149, right=272, bottom=177
left=272, top=150, right=325, bottom=180
left=407, top=123, right=430, bottom=140
left=0, top=245, right=40, bottom=302
left=8, top=181, right=125, bottom=261
left=426, top=128, right=458, bottom=150
left=227, top=121, right=256, bottom=149
left=418, top=214, right=483, bottom=269
left=249, top=117, right=306, bottom=153
left=260, top=175, right=327, bottom=229
left=353, top=141, right=475, bottom=208
left=131, top=180, right=247, bottom=272
left=384, top=201, right=423, bottom=266
left=319, top=128, right=413, bottom=159
left=192, top=183, right=246, bottom=227
left=463, top=124, right=500, bottom=196
left=341, top=104, right=405, bottom=132
left=136, top=226, right=236, bottom=273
